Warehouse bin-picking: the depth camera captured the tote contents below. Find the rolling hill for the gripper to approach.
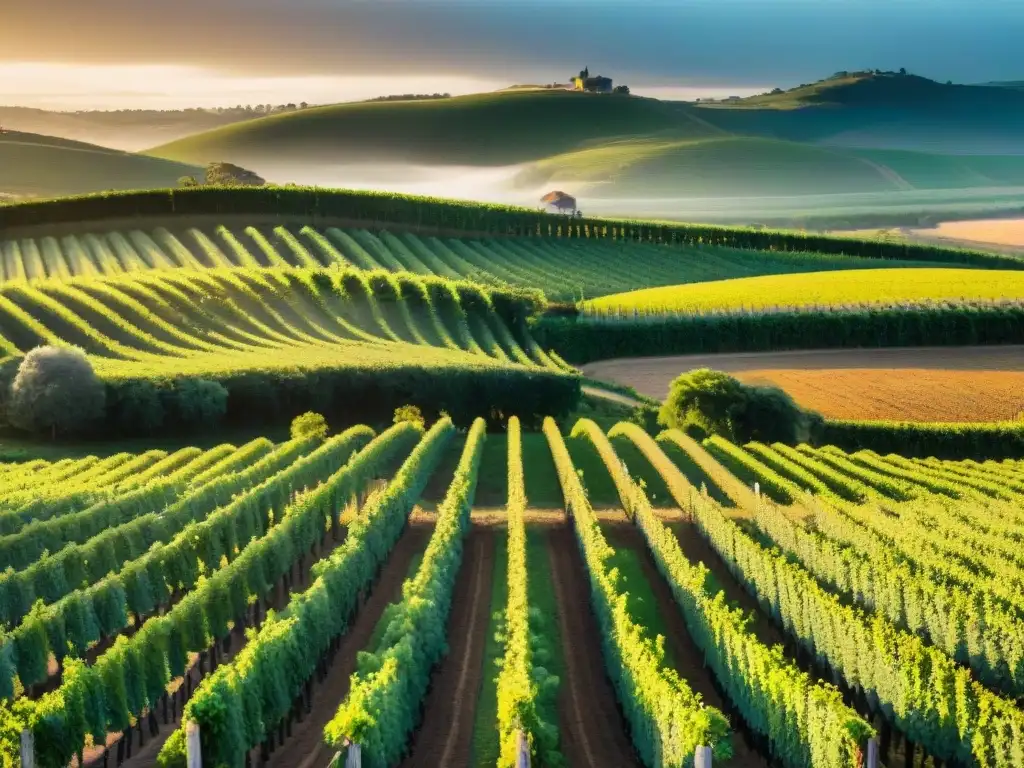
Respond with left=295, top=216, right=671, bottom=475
left=694, top=72, right=1024, bottom=154
left=515, top=136, right=1024, bottom=199
left=147, top=90, right=721, bottom=168
left=0, top=106, right=260, bottom=152
left=0, top=130, right=201, bottom=198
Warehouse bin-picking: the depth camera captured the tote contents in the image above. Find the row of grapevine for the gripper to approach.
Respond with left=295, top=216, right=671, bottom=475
left=815, top=498, right=1024, bottom=618
left=796, top=447, right=914, bottom=500
left=602, top=423, right=874, bottom=768
left=323, top=418, right=487, bottom=766
left=3, top=187, right=1018, bottom=271
left=761, top=443, right=867, bottom=501
left=2, top=421, right=420, bottom=767
left=156, top=418, right=454, bottom=767
left=0, top=437, right=304, bottom=630
left=0, top=264, right=545, bottom=366
left=762, top=494, right=1024, bottom=696
left=0, top=440, right=277, bottom=569
left=0, top=445, right=244, bottom=539
left=533, top=304, right=1024, bottom=369
left=703, top=436, right=800, bottom=505
left=543, top=417, right=732, bottom=767
left=656, top=430, right=758, bottom=510
left=494, top=416, right=560, bottom=767
left=690, top=470, right=1024, bottom=766
left=0, top=220, right=953, bottom=303
left=1, top=432, right=362, bottom=694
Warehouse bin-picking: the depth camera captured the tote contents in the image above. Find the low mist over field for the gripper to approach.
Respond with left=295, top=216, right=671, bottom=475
left=3, top=0, right=1024, bottom=231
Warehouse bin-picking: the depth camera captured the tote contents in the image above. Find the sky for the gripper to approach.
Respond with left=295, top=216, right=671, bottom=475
left=2, top=0, right=1022, bottom=110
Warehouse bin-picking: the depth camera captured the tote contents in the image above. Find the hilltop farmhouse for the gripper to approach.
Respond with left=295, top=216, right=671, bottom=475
left=573, top=67, right=613, bottom=94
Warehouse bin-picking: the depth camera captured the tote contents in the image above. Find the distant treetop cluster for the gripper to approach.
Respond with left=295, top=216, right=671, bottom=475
left=364, top=93, right=452, bottom=103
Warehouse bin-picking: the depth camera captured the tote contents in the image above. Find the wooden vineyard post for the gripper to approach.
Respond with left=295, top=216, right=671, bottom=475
left=345, top=741, right=362, bottom=768
left=865, top=738, right=880, bottom=768
left=19, top=730, right=34, bottom=768
left=695, top=745, right=713, bottom=768
left=186, top=720, right=202, bottom=768
left=517, top=729, right=531, bottom=768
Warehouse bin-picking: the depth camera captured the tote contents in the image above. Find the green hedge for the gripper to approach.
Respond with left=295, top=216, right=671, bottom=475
left=2, top=186, right=1021, bottom=269
left=813, top=420, right=1024, bottom=460
left=533, top=305, right=1024, bottom=364
left=99, top=364, right=579, bottom=437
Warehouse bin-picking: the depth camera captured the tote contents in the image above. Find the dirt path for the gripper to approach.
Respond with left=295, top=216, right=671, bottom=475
left=265, top=521, right=434, bottom=768
left=398, top=528, right=495, bottom=768
left=602, top=522, right=770, bottom=768
left=581, top=384, right=643, bottom=408
left=547, top=522, right=641, bottom=768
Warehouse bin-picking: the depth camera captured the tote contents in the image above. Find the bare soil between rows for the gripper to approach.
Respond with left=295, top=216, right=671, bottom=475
left=266, top=520, right=434, bottom=768
left=398, top=527, right=496, bottom=768
left=546, top=522, right=641, bottom=768
left=602, top=521, right=769, bottom=768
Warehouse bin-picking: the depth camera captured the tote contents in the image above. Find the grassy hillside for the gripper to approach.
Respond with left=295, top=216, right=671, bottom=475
left=584, top=267, right=1024, bottom=315
left=694, top=73, right=1024, bottom=154
left=0, top=130, right=201, bottom=198
left=517, top=136, right=1024, bottom=199
left=0, top=107, right=260, bottom=152
left=708, top=71, right=1024, bottom=110
left=147, top=90, right=719, bottom=167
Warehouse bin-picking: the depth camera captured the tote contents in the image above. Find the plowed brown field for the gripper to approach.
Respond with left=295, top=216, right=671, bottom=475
left=584, top=346, right=1024, bottom=422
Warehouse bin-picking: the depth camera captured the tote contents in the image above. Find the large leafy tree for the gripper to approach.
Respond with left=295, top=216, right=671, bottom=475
left=7, top=346, right=105, bottom=438
left=659, top=367, right=811, bottom=443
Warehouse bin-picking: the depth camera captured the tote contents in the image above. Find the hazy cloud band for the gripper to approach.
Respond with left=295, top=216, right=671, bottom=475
left=4, top=0, right=1022, bottom=85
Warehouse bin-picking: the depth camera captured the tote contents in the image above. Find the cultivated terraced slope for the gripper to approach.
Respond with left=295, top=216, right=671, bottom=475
left=0, top=222, right=968, bottom=301
left=0, top=266, right=567, bottom=380
left=584, top=267, right=1024, bottom=315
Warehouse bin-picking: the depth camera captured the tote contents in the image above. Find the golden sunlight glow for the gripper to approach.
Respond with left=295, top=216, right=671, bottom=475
left=0, top=62, right=504, bottom=110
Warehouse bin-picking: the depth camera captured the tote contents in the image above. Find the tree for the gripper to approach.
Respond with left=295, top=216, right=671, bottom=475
left=658, top=368, right=812, bottom=444
left=291, top=412, right=328, bottom=440
left=204, top=162, right=265, bottom=187
left=168, top=378, right=228, bottom=428
left=613, top=85, right=630, bottom=95
left=393, top=405, right=425, bottom=429
left=659, top=369, right=746, bottom=439
left=7, top=346, right=105, bottom=438
left=899, top=67, right=907, bottom=76
left=178, top=176, right=199, bottom=187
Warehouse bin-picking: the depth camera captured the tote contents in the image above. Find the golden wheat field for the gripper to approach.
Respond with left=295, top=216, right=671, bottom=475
left=914, top=218, right=1024, bottom=248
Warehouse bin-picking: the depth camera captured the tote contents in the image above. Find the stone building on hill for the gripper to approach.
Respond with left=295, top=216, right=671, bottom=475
left=572, top=67, right=613, bottom=94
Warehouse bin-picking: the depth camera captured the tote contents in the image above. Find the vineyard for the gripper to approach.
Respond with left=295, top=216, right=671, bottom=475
left=0, top=223, right=955, bottom=302
left=582, top=267, right=1024, bottom=316
left=0, top=417, right=1023, bottom=767
left=0, top=185, right=1022, bottom=768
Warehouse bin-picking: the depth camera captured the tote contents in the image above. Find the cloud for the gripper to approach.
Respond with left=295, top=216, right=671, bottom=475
left=2, top=0, right=1021, bottom=86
